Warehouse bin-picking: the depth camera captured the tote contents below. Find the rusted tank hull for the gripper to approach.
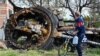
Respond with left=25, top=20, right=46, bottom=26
left=5, top=6, right=58, bottom=49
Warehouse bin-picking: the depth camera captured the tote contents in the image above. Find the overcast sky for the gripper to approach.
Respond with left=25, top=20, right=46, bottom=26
left=13, top=0, right=90, bottom=20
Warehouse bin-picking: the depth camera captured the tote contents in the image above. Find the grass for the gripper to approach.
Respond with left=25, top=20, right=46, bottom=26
left=0, top=48, right=100, bottom=56
left=94, top=22, right=100, bottom=28
left=0, top=49, right=58, bottom=56
left=86, top=48, right=100, bottom=56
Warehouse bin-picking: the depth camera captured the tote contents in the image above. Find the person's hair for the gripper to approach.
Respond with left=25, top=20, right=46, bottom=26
left=75, top=11, right=80, bottom=17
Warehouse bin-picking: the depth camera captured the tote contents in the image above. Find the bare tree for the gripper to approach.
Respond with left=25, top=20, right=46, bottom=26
left=8, top=0, right=100, bottom=18
left=55, top=0, right=60, bottom=7
left=90, top=0, right=100, bottom=22
left=47, top=0, right=50, bottom=6
left=8, top=0, right=22, bottom=12
left=40, top=0, right=42, bottom=6
left=65, top=0, right=92, bottom=17
left=59, top=0, right=92, bottom=18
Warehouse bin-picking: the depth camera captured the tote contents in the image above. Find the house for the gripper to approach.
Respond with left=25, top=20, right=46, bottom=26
left=0, top=0, right=13, bottom=40
left=0, top=0, right=13, bottom=28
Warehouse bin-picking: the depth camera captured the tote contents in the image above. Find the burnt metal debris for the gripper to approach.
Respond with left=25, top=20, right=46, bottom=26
left=5, top=6, right=59, bottom=49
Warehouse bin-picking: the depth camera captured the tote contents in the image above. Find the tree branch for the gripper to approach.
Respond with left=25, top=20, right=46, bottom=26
left=79, top=0, right=81, bottom=7
left=82, top=0, right=92, bottom=7
left=65, top=0, right=75, bottom=18
left=79, top=0, right=92, bottom=13
left=59, top=1, right=66, bottom=7
left=75, top=0, right=79, bottom=10
left=27, top=0, right=38, bottom=6
left=8, top=0, right=22, bottom=12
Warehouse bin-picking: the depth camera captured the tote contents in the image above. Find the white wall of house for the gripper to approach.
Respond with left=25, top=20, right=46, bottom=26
left=7, top=0, right=14, bottom=19
left=0, top=0, right=13, bottom=41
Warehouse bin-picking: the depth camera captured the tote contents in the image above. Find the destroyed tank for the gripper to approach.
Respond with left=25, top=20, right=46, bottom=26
left=4, top=6, right=62, bottom=49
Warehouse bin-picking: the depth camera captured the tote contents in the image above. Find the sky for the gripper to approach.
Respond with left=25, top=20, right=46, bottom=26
left=58, top=7, right=90, bottom=20
left=13, top=0, right=90, bottom=20
left=13, top=0, right=30, bottom=8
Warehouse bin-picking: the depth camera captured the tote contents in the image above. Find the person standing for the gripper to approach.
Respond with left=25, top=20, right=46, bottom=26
left=73, top=11, right=86, bottom=56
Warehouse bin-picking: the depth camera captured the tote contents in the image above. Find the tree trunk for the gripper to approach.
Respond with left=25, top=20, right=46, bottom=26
left=47, top=0, right=50, bottom=7
left=55, top=0, right=58, bottom=7
left=40, top=0, right=42, bottom=6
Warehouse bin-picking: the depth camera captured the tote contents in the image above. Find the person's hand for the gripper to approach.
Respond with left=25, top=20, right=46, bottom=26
left=72, top=31, right=78, bottom=35
left=54, top=32, right=62, bottom=38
